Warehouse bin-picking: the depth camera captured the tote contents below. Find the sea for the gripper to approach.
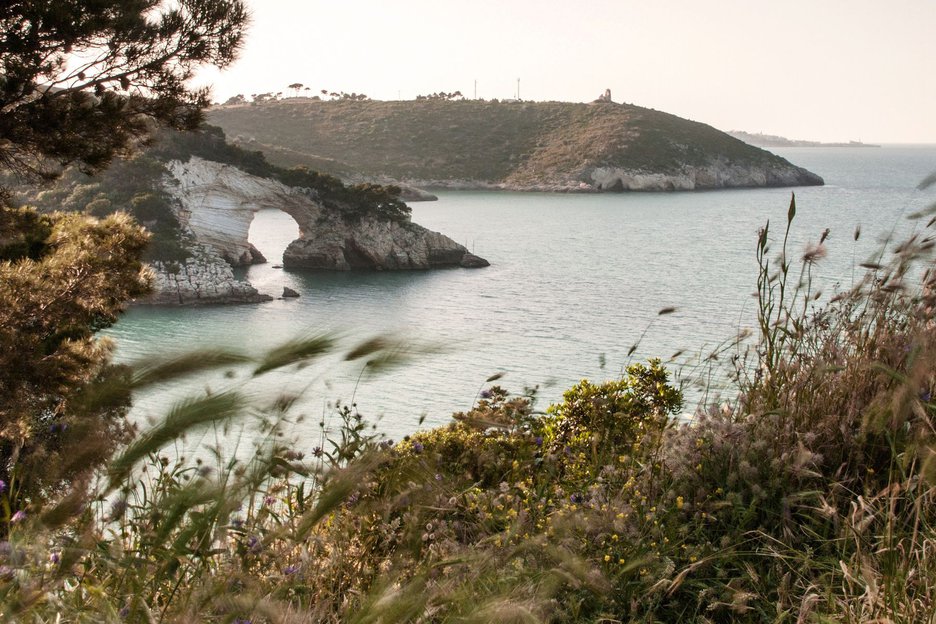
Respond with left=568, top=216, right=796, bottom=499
left=105, top=146, right=936, bottom=446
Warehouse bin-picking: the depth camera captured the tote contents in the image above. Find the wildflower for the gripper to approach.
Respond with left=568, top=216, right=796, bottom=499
left=283, top=564, right=300, bottom=575
left=264, top=496, right=275, bottom=506
left=570, top=493, right=582, bottom=504
left=119, top=606, right=130, bottom=618
left=480, top=389, right=492, bottom=399
left=50, top=552, right=60, bottom=564
left=676, top=496, right=684, bottom=510
left=247, top=536, right=262, bottom=553
left=0, top=480, right=5, bottom=493
left=110, top=498, right=128, bottom=519
left=534, top=436, right=543, bottom=446
left=312, top=446, right=324, bottom=458
left=412, top=442, right=423, bottom=454
left=920, top=390, right=932, bottom=403
left=603, top=554, right=611, bottom=562
left=11, top=510, right=26, bottom=523
left=435, top=473, right=443, bottom=481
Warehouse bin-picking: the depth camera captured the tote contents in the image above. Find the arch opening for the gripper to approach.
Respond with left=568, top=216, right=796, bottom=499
left=247, top=207, right=301, bottom=265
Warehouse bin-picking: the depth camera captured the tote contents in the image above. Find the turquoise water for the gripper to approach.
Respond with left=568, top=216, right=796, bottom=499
left=106, top=146, right=936, bottom=443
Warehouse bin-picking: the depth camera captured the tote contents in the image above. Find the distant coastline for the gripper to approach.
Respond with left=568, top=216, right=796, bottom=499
left=729, top=130, right=880, bottom=148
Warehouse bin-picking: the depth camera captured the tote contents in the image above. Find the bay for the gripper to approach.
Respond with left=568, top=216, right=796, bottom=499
left=105, top=145, right=936, bottom=444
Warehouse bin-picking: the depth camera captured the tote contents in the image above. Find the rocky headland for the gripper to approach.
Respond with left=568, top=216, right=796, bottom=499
left=209, top=98, right=824, bottom=193
left=728, top=130, right=880, bottom=149
left=12, top=127, right=487, bottom=306
left=141, top=157, right=486, bottom=304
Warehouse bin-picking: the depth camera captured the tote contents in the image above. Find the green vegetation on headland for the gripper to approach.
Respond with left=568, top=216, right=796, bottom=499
left=209, top=98, right=824, bottom=191
left=4, top=187, right=936, bottom=622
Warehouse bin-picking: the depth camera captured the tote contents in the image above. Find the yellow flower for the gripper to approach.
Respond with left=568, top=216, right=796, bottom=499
left=603, top=554, right=611, bottom=562
left=676, top=496, right=684, bottom=509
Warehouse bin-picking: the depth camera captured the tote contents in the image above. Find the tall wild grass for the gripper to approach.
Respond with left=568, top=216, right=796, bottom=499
left=3, top=192, right=936, bottom=622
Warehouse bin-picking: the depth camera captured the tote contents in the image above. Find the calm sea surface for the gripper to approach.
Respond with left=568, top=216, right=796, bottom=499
left=106, top=146, right=936, bottom=443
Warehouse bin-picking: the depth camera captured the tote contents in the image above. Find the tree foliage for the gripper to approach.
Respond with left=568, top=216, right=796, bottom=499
left=0, top=0, right=249, bottom=179
left=0, top=0, right=249, bottom=518
left=0, top=207, right=150, bottom=511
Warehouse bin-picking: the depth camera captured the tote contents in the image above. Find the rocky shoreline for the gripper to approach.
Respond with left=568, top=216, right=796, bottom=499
left=137, top=157, right=487, bottom=306
left=402, top=160, right=823, bottom=193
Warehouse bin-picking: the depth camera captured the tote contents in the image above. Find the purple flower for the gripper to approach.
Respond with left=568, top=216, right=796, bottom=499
left=247, top=536, right=261, bottom=553
left=921, top=390, right=932, bottom=403
left=119, top=606, right=130, bottom=618
left=10, top=510, right=26, bottom=523
left=412, top=442, right=423, bottom=454
left=230, top=517, right=244, bottom=529
left=480, top=390, right=492, bottom=399
left=0, top=480, right=6, bottom=494
left=263, top=496, right=275, bottom=506
left=534, top=436, right=543, bottom=447
left=283, top=564, right=300, bottom=575
left=50, top=552, right=60, bottom=564
left=570, top=493, right=582, bottom=504
left=435, top=473, right=443, bottom=481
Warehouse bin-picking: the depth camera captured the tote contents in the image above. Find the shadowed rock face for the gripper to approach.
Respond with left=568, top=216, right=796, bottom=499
left=282, top=214, right=488, bottom=270
left=164, top=156, right=487, bottom=270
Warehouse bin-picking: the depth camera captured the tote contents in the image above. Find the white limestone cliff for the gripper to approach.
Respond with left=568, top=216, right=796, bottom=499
left=140, top=157, right=486, bottom=305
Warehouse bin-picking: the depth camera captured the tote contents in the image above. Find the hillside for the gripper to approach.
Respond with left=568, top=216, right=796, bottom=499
left=209, top=99, right=824, bottom=192
left=729, top=130, right=880, bottom=148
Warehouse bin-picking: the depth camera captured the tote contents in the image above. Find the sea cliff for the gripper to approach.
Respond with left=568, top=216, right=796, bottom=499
left=137, top=157, right=486, bottom=304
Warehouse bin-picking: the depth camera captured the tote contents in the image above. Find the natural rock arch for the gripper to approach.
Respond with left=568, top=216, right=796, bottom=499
left=164, top=157, right=488, bottom=271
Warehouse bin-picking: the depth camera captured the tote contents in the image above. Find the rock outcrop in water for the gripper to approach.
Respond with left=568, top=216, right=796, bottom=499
left=136, top=157, right=487, bottom=304
left=145, top=243, right=273, bottom=305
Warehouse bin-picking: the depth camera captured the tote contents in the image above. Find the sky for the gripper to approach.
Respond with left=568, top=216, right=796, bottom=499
left=194, top=0, right=936, bottom=143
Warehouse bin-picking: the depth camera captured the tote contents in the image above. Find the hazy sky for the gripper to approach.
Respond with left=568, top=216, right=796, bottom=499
left=195, top=1, right=936, bottom=143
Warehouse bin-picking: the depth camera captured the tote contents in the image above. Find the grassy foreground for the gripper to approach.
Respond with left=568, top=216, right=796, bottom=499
left=2, top=196, right=936, bottom=623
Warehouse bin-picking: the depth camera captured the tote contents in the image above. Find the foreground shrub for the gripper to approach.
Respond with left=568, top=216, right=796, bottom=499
left=3, top=194, right=936, bottom=623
